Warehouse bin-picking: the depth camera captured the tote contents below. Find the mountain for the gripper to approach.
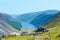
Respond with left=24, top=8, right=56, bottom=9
left=15, top=10, right=59, bottom=29
left=0, top=13, right=22, bottom=35
left=43, top=12, right=60, bottom=28
left=30, top=10, right=59, bottom=27
left=15, top=13, right=37, bottom=22
left=36, top=12, right=60, bottom=40
left=0, top=13, right=21, bottom=30
left=0, top=13, right=13, bottom=20
left=0, top=19, right=19, bottom=35
left=16, top=10, right=59, bottom=22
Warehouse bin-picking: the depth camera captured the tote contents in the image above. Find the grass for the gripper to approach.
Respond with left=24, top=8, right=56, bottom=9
left=3, top=26, right=60, bottom=40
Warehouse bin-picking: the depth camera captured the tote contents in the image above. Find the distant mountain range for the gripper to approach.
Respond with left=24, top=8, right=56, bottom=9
left=15, top=10, right=59, bottom=29
left=0, top=10, right=60, bottom=36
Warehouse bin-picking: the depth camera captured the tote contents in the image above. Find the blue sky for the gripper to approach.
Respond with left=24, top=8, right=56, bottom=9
left=0, top=0, right=60, bottom=15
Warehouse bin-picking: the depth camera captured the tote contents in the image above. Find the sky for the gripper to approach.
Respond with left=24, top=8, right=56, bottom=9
left=0, top=0, right=60, bottom=15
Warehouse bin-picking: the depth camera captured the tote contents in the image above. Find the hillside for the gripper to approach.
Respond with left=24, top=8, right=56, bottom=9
left=15, top=10, right=59, bottom=31
left=43, top=12, right=60, bottom=28
left=16, top=10, right=59, bottom=23
left=0, top=19, right=20, bottom=36
left=0, top=13, right=21, bottom=30
left=0, top=13, right=22, bottom=36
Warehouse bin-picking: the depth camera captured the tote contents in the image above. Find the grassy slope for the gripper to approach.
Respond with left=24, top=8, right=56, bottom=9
left=44, top=12, right=60, bottom=28
left=5, top=20, right=21, bottom=30
left=3, top=26, right=60, bottom=40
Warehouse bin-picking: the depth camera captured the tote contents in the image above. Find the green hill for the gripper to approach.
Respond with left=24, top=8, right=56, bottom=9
left=5, top=19, right=21, bottom=30
left=0, top=13, right=21, bottom=31
left=43, top=12, right=60, bottom=28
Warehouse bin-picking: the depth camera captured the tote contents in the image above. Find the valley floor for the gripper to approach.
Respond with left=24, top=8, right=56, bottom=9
left=2, top=26, right=60, bottom=40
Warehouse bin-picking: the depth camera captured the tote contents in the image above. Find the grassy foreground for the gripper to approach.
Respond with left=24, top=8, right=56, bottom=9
left=3, top=26, right=60, bottom=40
